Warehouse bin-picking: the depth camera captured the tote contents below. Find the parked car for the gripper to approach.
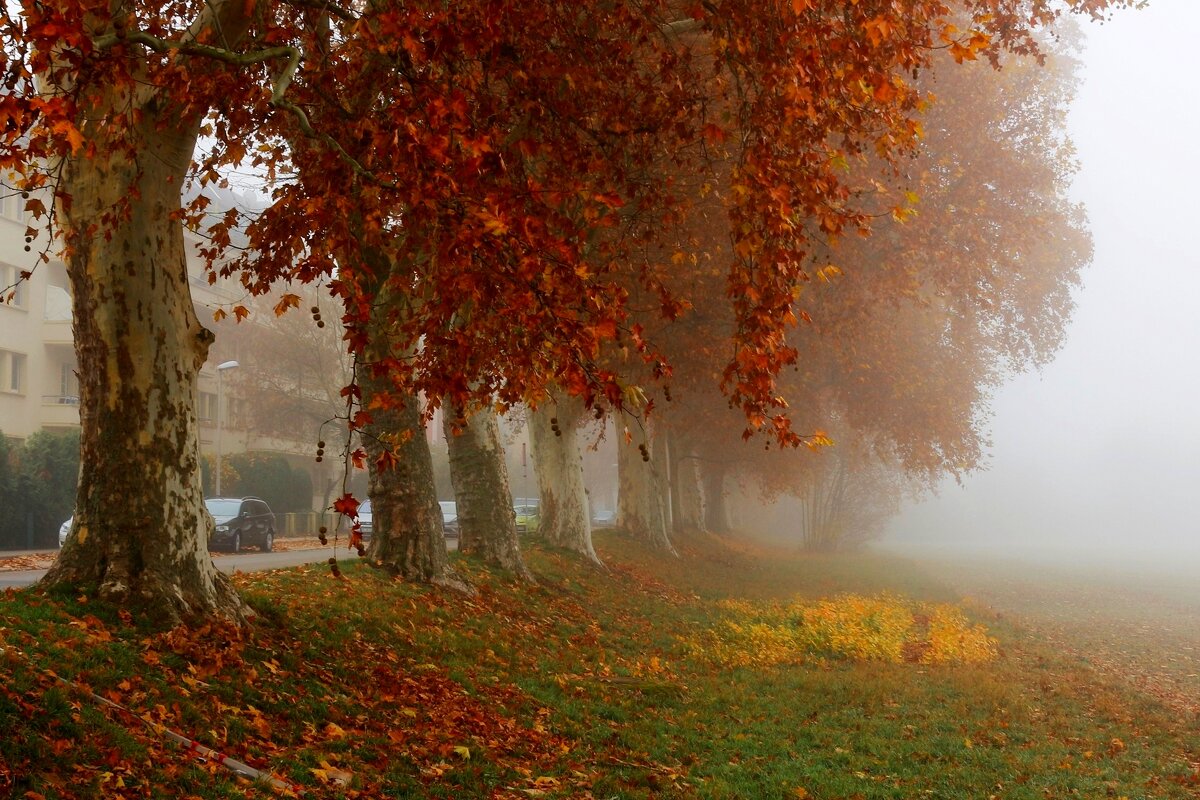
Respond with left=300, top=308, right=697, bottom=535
left=513, top=502, right=540, bottom=534
left=358, top=499, right=373, bottom=540
left=591, top=509, right=616, bottom=528
left=205, top=497, right=276, bottom=553
left=439, top=501, right=459, bottom=537
left=58, top=516, right=73, bottom=547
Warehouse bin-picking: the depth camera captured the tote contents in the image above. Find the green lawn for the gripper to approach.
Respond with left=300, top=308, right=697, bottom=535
left=1, top=531, right=1198, bottom=798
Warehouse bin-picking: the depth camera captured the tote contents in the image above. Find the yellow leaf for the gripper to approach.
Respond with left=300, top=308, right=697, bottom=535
left=453, top=745, right=471, bottom=760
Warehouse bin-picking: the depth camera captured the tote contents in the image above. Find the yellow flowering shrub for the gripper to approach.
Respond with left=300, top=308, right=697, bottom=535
left=687, top=610, right=806, bottom=668
left=684, top=594, right=999, bottom=668
left=795, top=594, right=913, bottom=662
left=920, top=605, right=999, bottom=665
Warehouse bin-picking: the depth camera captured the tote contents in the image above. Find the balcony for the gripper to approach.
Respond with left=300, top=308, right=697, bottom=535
left=39, top=395, right=80, bottom=428
left=42, top=319, right=73, bottom=346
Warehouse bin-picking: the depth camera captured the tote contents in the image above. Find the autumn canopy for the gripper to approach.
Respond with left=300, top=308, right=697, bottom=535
left=0, top=0, right=1126, bottom=619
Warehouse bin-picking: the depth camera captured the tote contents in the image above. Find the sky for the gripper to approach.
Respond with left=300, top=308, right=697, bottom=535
left=884, top=0, right=1200, bottom=563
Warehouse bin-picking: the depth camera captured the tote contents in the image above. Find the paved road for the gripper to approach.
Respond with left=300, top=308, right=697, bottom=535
left=0, top=537, right=459, bottom=590
left=0, top=548, right=340, bottom=590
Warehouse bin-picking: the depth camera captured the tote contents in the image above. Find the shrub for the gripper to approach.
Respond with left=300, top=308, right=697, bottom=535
left=224, top=452, right=312, bottom=513
left=0, top=429, right=80, bottom=548
left=920, top=605, right=999, bottom=665
left=796, top=593, right=913, bottom=662
left=685, top=593, right=999, bottom=669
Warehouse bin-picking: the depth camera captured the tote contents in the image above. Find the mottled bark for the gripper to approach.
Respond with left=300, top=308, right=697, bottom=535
left=360, top=364, right=463, bottom=589
left=444, top=405, right=532, bottom=580
left=700, top=460, right=731, bottom=534
left=40, top=7, right=253, bottom=624
left=529, top=396, right=602, bottom=567
left=616, top=421, right=677, bottom=555
left=674, top=447, right=707, bottom=532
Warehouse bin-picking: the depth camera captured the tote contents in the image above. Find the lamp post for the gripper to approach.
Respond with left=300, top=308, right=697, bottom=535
left=214, top=360, right=239, bottom=497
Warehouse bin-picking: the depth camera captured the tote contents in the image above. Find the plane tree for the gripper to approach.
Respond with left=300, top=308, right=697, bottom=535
left=659, top=24, right=1094, bottom=547
left=5, top=0, right=1125, bottom=621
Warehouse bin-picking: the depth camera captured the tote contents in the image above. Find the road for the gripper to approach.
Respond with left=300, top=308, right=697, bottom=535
left=0, top=547, right=340, bottom=590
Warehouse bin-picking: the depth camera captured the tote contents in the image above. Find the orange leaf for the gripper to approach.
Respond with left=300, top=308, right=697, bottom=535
left=332, top=493, right=359, bottom=516
left=273, top=293, right=301, bottom=316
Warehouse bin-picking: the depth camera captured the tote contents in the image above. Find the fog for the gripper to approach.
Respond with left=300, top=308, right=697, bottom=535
left=883, top=1, right=1200, bottom=573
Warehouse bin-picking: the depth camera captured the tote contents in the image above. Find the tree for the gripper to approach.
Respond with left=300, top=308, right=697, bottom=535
left=660, top=23, right=1097, bottom=547
left=227, top=286, right=355, bottom=515
left=444, top=404, right=531, bottom=580
left=616, top=418, right=677, bottom=554
left=26, top=0, right=256, bottom=621
left=7, top=0, right=1126, bottom=620
left=222, top=452, right=313, bottom=514
left=529, top=396, right=602, bottom=567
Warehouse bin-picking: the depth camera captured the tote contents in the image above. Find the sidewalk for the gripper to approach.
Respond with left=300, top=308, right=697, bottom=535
left=0, top=537, right=329, bottom=573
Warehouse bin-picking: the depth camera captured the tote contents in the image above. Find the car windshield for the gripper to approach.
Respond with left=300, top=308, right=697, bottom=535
left=439, top=501, right=456, bottom=516
left=360, top=499, right=372, bottom=515
left=205, top=499, right=241, bottom=518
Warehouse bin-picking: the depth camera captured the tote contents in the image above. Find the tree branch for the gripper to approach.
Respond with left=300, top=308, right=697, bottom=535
left=93, top=27, right=397, bottom=189
left=92, top=29, right=298, bottom=71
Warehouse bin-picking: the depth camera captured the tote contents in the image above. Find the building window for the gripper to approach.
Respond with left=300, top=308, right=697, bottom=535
left=2, top=193, right=25, bottom=223
left=0, top=350, right=25, bottom=394
left=59, top=363, right=79, bottom=402
left=199, top=391, right=217, bottom=422
left=1, top=264, right=26, bottom=309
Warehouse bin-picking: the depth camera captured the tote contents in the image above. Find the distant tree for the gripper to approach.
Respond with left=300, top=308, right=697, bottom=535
left=223, top=452, right=312, bottom=513
left=0, top=434, right=20, bottom=547
left=4, top=431, right=81, bottom=549
left=225, top=288, right=352, bottom=508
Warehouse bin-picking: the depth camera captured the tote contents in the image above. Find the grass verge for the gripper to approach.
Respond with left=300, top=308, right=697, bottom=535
left=2, top=530, right=1198, bottom=799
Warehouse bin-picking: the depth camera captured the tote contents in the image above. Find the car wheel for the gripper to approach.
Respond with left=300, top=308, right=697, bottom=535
left=231, top=532, right=241, bottom=553
left=263, top=530, right=274, bottom=553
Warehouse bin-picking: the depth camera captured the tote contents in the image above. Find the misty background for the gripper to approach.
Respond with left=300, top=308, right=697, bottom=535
left=884, top=1, right=1200, bottom=567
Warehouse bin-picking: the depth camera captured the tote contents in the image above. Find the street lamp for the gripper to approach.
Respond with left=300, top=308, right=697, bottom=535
left=214, top=360, right=239, bottom=497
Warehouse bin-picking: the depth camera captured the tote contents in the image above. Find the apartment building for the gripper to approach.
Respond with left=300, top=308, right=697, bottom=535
left=0, top=192, right=345, bottom=509
left=0, top=193, right=77, bottom=443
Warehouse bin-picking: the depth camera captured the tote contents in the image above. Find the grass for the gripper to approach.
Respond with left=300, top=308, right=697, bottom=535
left=2, top=530, right=1199, bottom=798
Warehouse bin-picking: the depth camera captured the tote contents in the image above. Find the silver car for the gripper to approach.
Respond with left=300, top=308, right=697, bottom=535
left=58, top=516, right=73, bottom=547
left=358, top=499, right=373, bottom=539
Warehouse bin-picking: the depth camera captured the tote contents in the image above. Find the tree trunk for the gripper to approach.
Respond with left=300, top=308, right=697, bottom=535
left=444, top=405, right=532, bottom=580
left=653, top=424, right=674, bottom=533
left=700, top=460, right=731, bottom=534
left=40, top=53, right=249, bottom=624
left=359, top=362, right=464, bottom=588
left=528, top=396, right=602, bottom=567
left=800, top=455, right=852, bottom=552
left=616, top=421, right=677, bottom=555
left=674, top=448, right=707, bottom=533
